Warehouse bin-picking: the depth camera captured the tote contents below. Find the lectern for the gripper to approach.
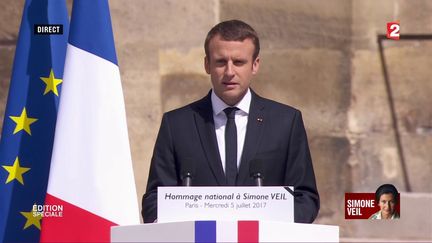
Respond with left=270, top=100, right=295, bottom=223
left=111, top=220, right=339, bottom=242
left=111, top=187, right=339, bottom=242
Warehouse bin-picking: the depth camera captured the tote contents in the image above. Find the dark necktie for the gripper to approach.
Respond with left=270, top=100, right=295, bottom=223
left=224, top=107, right=239, bottom=185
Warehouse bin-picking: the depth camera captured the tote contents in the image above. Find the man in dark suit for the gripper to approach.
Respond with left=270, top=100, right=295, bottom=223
left=142, top=20, right=319, bottom=223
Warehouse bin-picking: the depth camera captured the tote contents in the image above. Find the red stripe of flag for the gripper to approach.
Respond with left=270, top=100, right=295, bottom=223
left=40, top=194, right=117, bottom=242
left=238, top=220, right=259, bottom=243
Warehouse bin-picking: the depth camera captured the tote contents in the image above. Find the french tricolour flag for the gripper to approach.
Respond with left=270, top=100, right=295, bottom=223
left=40, top=1, right=140, bottom=242
left=196, top=221, right=259, bottom=243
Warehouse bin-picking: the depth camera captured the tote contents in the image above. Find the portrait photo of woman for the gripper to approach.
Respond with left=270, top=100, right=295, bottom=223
left=369, top=184, right=400, bottom=220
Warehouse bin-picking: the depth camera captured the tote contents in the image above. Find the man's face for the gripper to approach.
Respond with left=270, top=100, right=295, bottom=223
left=205, top=35, right=259, bottom=106
left=378, top=193, right=396, bottom=218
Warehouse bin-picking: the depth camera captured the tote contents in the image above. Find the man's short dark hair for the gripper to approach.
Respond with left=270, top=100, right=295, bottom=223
left=204, top=19, right=260, bottom=61
left=375, top=184, right=399, bottom=203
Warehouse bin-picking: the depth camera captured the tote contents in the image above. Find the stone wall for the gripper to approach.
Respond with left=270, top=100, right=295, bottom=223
left=0, top=0, right=431, bottom=240
left=347, top=0, right=432, bottom=239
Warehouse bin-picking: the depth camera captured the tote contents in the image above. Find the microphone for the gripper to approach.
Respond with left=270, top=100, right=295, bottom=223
left=180, top=159, right=195, bottom=187
left=249, top=159, right=264, bottom=186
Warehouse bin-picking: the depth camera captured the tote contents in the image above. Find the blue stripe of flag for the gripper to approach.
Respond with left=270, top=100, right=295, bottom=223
left=195, top=221, right=216, bottom=243
left=68, top=0, right=118, bottom=65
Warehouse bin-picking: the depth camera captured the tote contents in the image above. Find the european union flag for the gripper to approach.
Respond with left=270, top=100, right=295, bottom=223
left=0, top=0, right=68, bottom=242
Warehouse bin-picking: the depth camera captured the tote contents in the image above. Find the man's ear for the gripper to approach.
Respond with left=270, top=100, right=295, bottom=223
left=252, top=56, right=260, bottom=75
left=204, top=56, right=210, bottom=74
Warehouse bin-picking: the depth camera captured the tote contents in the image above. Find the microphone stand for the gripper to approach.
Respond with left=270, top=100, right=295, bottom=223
left=252, top=172, right=263, bottom=187
left=182, top=172, right=192, bottom=187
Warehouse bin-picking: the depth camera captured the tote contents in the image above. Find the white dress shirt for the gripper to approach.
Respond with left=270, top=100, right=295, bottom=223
left=211, top=89, right=251, bottom=172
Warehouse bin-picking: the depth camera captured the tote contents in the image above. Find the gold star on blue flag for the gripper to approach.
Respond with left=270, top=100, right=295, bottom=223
left=0, top=0, right=69, bottom=242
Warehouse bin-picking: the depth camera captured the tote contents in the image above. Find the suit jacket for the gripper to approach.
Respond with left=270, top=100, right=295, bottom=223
left=142, top=90, right=319, bottom=223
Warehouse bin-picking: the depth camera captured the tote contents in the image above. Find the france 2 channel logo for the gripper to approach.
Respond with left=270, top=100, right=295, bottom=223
left=387, top=22, right=400, bottom=40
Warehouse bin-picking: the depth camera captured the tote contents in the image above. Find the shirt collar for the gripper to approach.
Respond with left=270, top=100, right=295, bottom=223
left=211, top=89, right=251, bottom=116
left=377, top=210, right=398, bottom=219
